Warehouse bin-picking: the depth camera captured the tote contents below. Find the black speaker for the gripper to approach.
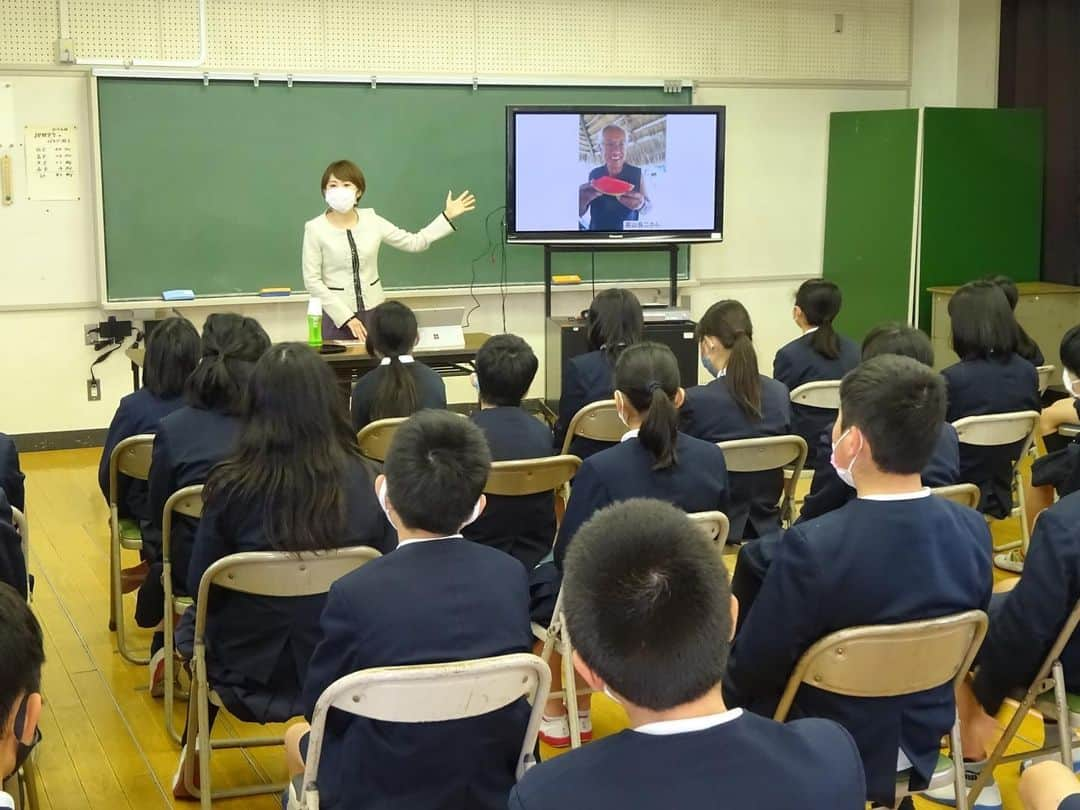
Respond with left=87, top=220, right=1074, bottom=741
left=545, top=316, right=699, bottom=406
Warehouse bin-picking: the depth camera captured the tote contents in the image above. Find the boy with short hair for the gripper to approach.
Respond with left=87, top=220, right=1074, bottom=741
left=284, top=410, right=532, bottom=810
left=0, top=583, right=44, bottom=800
left=725, top=355, right=993, bottom=807
left=465, top=333, right=556, bottom=569
left=510, top=499, right=865, bottom=809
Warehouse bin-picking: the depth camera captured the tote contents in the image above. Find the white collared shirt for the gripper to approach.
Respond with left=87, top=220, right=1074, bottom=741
left=634, top=708, right=743, bottom=736
left=620, top=428, right=639, bottom=442
left=858, top=488, right=931, bottom=502
left=802, top=326, right=819, bottom=335
left=396, top=533, right=462, bottom=548
left=379, top=354, right=415, bottom=367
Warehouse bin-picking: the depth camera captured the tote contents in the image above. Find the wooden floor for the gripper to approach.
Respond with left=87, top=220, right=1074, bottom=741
left=15, top=447, right=1048, bottom=809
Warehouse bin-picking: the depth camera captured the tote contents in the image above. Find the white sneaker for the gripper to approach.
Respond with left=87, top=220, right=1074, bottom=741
left=538, top=712, right=593, bottom=748
left=147, top=647, right=166, bottom=698
left=921, top=762, right=1002, bottom=809
left=994, top=550, right=1025, bottom=573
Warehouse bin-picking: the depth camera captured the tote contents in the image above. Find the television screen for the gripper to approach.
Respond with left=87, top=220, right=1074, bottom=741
left=506, top=106, right=725, bottom=243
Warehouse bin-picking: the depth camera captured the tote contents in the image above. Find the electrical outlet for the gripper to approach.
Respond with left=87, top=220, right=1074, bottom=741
left=84, top=323, right=99, bottom=345
left=87, top=378, right=101, bottom=401
left=57, top=38, right=76, bottom=63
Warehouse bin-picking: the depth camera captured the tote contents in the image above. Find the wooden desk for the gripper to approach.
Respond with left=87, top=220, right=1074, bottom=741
left=321, top=332, right=491, bottom=393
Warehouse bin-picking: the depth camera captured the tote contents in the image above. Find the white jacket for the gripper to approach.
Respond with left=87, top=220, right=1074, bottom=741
left=301, top=209, right=455, bottom=327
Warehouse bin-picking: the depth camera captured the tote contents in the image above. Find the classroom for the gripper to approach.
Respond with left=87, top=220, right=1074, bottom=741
left=3, top=1, right=1080, bottom=809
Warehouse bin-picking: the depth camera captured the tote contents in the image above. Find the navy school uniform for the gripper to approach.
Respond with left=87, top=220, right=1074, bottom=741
left=464, top=407, right=556, bottom=570
left=972, top=491, right=1080, bottom=714
left=350, top=359, right=447, bottom=431
left=772, top=331, right=860, bottom=469
left=680, top=373, right=791, bottom=540
left=943, top=354, right=1041, bottom=518
left=724, top=493, right=992, bottom=807
left=136, top=405, right=242, bottom=627
left=797, top=421, right=960, bottom=524
left=301, top=538, right=532, bottom=810
left=179, top=456, right=396, bottom=723
left=0, top=490, right=27, bottom=600
left=553, top=349, right=619, bottom=460
left=509, top=710, right=866, bottom=810
left=96, top=388, right=186, bottom=524
left=0, top=433, right=25, bottom=514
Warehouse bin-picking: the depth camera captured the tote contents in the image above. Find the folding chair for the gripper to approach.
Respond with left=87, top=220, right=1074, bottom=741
left=532, top=509, right=729, bottom=750
left=789, top=379, right=842, bottom=411
left=287, top=653, right=550, bottom=810
left=952, top=411, right=1040, bottom=554
left=356, top=417, right=408, bottom=462
left=11, top=506, right=30, bottom=600
left=774, top=610, right=988, bottom=810
left=107, top=433, right=155, bottom=663
left=967, top=599, right=1080, bottom=806
left=1037, top=365, right=1056, bottom=396
left=931, top=483, right=982, bottom=510
left=560, top=400, right=625, bottom=456
left=716, top=435, right=808, bottom=528
left=162, top=484, right=204, bottom=744
left=486, top=455, right=582, bottom=531
left=183, top=546, right=382, bottom=809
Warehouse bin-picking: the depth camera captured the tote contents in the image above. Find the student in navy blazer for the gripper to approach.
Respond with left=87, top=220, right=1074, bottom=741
left=511, top=499, right=866, bottom=810
left=942, top=281, right=1041, bottom=518
left=773, top=279, right=860, bottom=468
left=97, top=318, right=200, bottom=535
left=464, top=334, right=556, bottom=570
left=724, top=355, right=992, bottom=807
left=170, top=344, right=395, bottom=799
left=285, top=411, right=531, bottom=810
left=553, top=288, right=643, bottom=459
left=680, top=300, right=791, bottom=540
left=798, top=323, right=960, bottom=523
left=0, top=491, right=27, bottom=599
left=136, top=314, right=270, bottom=659
left=0, top=435, right=23, bottom=516
left=350, top=301, right=446, bottom=431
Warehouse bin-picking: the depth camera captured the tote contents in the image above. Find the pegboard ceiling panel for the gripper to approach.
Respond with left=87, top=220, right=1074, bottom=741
left=0, top=0, right=911, bottom=83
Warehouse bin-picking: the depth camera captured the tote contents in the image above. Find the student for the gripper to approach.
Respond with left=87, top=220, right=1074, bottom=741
left=681, top=300, right=791, bottom=540
left=171, top=343, right=395, bottom=798
left=536, top=342, right=729, bottom=747
left=773, top=279, right=860, bottom=468
left=797, top=323, right=960, bottom=523
left=138, top=313, right=270, bottom=689
left=285, top=411, right=532, bottom=810
left=464, top=334, right=555, bottom=570
left=97, top=317, right=200, bottom=589
left=1020, top=761, right=1080, bottom=810
left=0, top=436, right=23, bottom=515
left=510, top=500, right=866, bottom=810
left=943, top=280, right=1041, bottom=519
left=989, top=274, right=1044, bottom=366
left=349, top=300, right=446, bottom=431
left=724, top=355, right=993, bottom=808
left=0, top=494, right=26, bottom=600
left=553, top=288, right=644, bottom=459
left=0, top=583, right=44, bottom=797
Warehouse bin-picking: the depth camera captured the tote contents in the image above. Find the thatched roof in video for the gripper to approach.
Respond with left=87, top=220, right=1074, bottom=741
left=579, top=114, right=667, bottom=166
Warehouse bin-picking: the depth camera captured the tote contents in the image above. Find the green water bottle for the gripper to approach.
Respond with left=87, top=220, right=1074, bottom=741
left=307, top=297, right=323, bottom=348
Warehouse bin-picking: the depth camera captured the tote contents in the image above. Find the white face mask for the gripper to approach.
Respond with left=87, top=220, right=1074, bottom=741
left=324, top=186, right=357, bottom=213
left=830, top=427, right=862, bottom=489
left=603, top=684, right=623, bottom=706
left=377, top=479, right=483, bottom=531
left=1065, top=368, right=1080, bottom=400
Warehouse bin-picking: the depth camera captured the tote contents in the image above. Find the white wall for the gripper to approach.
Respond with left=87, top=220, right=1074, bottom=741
left=910, top=0, right=1001, bottom=109
left=2, top=1, right=924, bottom=436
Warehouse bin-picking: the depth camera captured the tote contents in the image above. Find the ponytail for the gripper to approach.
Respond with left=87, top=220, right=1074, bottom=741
left=371, top=355, right=419, bottom=420
left=796, top=279, right=842, bottom=360
left=697, top=300, right=763, bottom=422
left=366, top=301, right=422, bottom=420
left=614, top=343, right=681, bottom=470
left=809, top=319, right=840, bottom=360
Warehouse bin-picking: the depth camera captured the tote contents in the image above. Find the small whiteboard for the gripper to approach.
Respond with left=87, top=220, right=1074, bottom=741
left=25, top=125, right=79, bottom=200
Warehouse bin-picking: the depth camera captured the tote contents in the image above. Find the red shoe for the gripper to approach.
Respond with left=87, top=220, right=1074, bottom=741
left=147, top=647, right=166, bottom=698
left=538, top=713, right=593, bottom=748
left=120, top=560, right=150, bottom=594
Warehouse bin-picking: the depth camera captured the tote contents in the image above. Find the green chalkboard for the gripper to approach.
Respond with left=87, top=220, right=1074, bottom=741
left=97, top=78, right=691, bottom=301
left=821, top=110, right=919, bottom=342
left=917, top=108, right=1043, bottom=330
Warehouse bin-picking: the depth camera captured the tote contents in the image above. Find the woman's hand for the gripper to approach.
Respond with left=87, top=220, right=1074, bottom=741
left=346, top=317, right=367, bottom=341
left=443, top=190, right=477, bottom=221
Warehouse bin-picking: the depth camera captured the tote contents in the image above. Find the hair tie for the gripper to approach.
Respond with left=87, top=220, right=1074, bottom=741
left=647, top=381, right=663, bottom=393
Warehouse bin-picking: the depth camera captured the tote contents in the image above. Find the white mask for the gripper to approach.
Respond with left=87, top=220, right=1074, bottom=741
left=377, top=479, right=483, bottom=531
left=603, top=685, right=623, bottom=706
left=1064, top=368, right=1080, bottom=400
left=830, top=427, right=861, bottom=489
left=324, top=186, right=357, bottom=213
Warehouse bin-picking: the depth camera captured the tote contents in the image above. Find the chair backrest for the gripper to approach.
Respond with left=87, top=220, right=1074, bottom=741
left=952, top=411, right=1039, bottom=456
left=301, top=653, right=550, bottom=797
left=773, top=610, right=988, bottom=722
left=1037, top=364, right=1056, bottom=395
left=356, top=417, right=408, bottom=462
left=716, top=435, right=808, bottom=522
left=789, top=380, right=843, bottom=410
left=687, top=510, right=730, bottom=545
left=108, top=433, right=155, bottom=506
left=162, top=484, right=205, bottom=561
left=931, top=483, right=981, bottom=510
left=560, top=400, right=625, bottom=455
left=485, top=455, right=582, bottom=497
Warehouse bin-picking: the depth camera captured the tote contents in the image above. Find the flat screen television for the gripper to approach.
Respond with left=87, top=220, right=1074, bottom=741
left=506, top=105, right=725, bottom=244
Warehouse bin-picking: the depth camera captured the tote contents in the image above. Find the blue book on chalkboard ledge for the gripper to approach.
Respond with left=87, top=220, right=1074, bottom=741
left=162, top=289, right=195, bottom=301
